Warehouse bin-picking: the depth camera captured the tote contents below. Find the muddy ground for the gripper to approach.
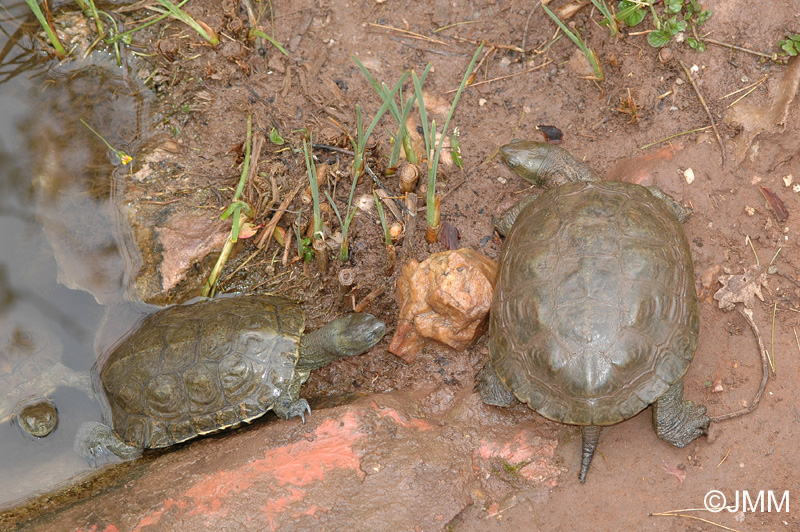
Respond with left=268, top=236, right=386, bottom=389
left=4, top=0, right=800, bottom=530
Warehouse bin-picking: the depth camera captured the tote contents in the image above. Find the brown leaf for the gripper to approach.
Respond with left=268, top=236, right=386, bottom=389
left=713, top=267, right=768, bottom=311
left=758, top=186, right=789, bottom=222
left=537, top=125, right=563, bottom=144
left=438, top=221, right=460, bottom=250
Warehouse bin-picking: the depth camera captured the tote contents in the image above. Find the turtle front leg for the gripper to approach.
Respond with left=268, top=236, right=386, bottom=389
left=74, top=422, right=143, bottom=466
left=273, top=368, right=311, bottom=423
left=651, top=379, right=710, bottom=447
left=492, top=193, right=540, bottom=237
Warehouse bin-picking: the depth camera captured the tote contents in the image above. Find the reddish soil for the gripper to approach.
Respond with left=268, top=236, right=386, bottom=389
left=4, top=0, right=800, bottom=530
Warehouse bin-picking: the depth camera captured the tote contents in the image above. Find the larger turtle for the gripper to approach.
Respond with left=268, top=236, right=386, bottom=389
left=478, top=140, right=710, bottom=482
left=75, top=294, right=385, bottom=462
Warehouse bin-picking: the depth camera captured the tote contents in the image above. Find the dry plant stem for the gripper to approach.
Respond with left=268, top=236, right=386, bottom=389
left=255, top=182, right=303, bottom=249
left=447, top=34, right=524, bottom=53
left=650, top=512, right=742, bottom=532
left=338, top=268, right=356, bottom=311
left=639, top=125, right=713, bottom=150
left=403, top=192, right=418, bottom=256
left=313, top=239, right=329, bottom=273
left=366, top=23, right=449, bottom=46
left=704, top=38, right=776, bottom=60
left=354, top=284, right=387, bottom=313
left=679, top=60, right=726, bottom=165
left=444, top=61, right=551, bottom=94
left=384, top=244, right=397, bottom=276
left=709, top=308, right=770, bottom=423
left=373, top=188, right=403, bottom=222
left=281, top=229, right=293, bottom=267
left=205, top=238, right=236, bottom=296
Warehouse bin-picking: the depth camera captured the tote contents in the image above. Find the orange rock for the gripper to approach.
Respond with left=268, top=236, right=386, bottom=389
left=389, top=248, right=497, bottom=362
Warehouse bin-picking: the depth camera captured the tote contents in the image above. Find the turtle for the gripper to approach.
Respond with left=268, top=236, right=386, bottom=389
left=0, top=327, right=93, bottom=438
left=74, top=294, right=386, bottom=463
left=477, top=140, right=710, bottom=483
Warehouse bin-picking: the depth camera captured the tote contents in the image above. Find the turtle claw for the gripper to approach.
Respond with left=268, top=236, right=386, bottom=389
left=275, top=398, right=311, bottom=423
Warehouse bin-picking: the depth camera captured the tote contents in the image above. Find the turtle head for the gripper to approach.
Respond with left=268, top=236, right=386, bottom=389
left=299, top=313, right=386, bottom=369
left=499, top=140, right=553, bottom=187
left=500, top=140, right=597, bottom=188
left=330, top=313, right=386, bottom=357
left=15, top=398, right=58, bottom=438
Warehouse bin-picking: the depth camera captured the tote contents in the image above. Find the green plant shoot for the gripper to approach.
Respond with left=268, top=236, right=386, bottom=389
left=542, top=5, right=604, bottom=81
left=302, top=137, right=323, bottom=241
left=25, top=0, right=67, bottom=57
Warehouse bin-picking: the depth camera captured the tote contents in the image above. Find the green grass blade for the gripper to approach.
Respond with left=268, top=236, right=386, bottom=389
left=25, top=0, right=67, bottom=57
left=542, top=5, right=603, bottom=81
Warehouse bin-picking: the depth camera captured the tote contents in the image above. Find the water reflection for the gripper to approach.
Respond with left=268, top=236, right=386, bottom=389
left=0, top=7, right=152, bottom=508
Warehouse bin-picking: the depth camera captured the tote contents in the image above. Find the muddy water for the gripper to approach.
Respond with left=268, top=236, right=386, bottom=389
left=0, top=16, right=152, bottom=508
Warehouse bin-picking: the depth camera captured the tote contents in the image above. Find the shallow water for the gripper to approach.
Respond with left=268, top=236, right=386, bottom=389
left=0, top=10, right=151, bottom=508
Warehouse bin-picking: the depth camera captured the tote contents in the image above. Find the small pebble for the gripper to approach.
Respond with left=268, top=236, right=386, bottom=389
left=683, top=168, right=695, bottom=184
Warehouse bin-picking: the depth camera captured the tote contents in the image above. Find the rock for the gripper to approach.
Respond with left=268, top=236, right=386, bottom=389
left=389, top=249, right=497, bottom=362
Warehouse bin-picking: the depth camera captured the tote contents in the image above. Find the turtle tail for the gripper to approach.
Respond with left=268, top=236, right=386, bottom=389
left=579, top=425, right=602, bottom=483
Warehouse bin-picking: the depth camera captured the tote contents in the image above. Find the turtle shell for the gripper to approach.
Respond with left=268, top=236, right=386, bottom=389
left=489, top=181, right=699, bottom=426
left=99, top=294, right=305, bottom=449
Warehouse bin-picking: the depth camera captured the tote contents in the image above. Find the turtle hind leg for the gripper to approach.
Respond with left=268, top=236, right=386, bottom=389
left=652, top=379, right=710, bottom=447
left=475, top=361, right=517, bottom=407
left=74, top=422, right=142, bottom=466
left=579, top=425, right=602, bottom=483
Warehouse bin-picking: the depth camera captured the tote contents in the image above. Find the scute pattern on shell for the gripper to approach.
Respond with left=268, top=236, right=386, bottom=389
left=100, top=295, right=304, bottom=449
left=490, top=181, right=698, bottom=426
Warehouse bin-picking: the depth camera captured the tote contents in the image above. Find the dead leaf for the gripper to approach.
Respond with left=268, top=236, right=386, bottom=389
left=713, top=267, right=768, bottom=311
left=537, top=124, right=563, bottom=144
left=238, top=222, right=260, bottom=239
left=724, top=56, right=800, bottom=161
left=438, top=221, right=459, bottom=250
left=661, top=462, right=687, bottom=484
left=758, top=186, right=789, bottom=222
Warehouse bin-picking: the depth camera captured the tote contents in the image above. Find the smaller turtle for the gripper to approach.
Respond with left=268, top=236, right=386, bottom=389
left=0, top=328, right=92, bottom=438
left=75, top=294, right=386, bottom=463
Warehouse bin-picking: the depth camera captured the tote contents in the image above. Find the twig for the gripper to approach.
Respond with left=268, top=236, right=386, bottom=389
left=679, top=60, right=726, bottom=165
left=705, top=38, right=777, bottom=60
left=721, top=75, right=768, bottom=99
left=433, top=20, right=479, bottom=34
left=650, top=511, right=742, bottom=532
left=639, top=126, right=713, bottom=150
left=521, top=2, right=542, bottom=63
left=709, top=308, right=769, bottom=423
left=366, top=23, right=449, bottom=46
left=444, top=60, right=552, bottom=94
left=255, top=182, right=303, bottom=249
left=312, top=143, right=355, bottom=156
left=389, top=37, right=461, bottom=57
left=354, top=284, right=387, bottom=313
left=364, top=163, right=413, bottom=216
left=716, top=448, right=731, bottom=468
left=447, top=34, right=524, bottom=53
